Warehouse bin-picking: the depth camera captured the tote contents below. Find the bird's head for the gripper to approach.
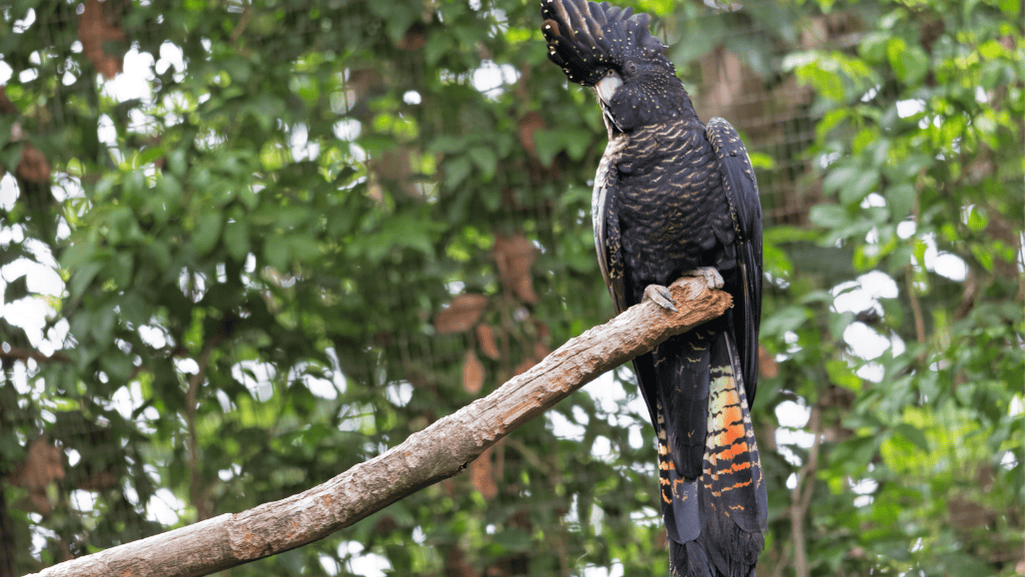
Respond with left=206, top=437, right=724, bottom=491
left=541, top=0, right=689, bottom=133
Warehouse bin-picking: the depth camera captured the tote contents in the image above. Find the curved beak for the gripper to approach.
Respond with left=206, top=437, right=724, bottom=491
left=595, top=73, right=624, bottom=134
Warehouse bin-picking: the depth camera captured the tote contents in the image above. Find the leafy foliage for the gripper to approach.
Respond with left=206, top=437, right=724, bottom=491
left=0, top=1, right=1020, bottom=576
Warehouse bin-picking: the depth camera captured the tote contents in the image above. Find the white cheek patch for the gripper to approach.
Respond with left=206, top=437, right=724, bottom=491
left=595, top=74, right=623, bottom=104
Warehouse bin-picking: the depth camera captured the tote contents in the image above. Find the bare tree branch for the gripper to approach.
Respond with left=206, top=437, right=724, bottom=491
left=790, top=404, right=823, bottom=577
left=26, top=276, right=731, bottom=577
left=0, top=347, right=71, bottom=365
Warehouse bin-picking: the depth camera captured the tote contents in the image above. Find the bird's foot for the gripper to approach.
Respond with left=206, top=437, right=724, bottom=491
left=643, top=284, right=678, bottom=313
left=672, top=267, right=724, bottom=300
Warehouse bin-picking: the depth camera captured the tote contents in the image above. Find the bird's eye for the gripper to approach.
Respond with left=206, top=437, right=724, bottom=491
left=625, top=62, right=637, bottom=75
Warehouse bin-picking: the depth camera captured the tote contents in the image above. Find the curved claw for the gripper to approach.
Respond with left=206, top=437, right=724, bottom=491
left=671, top=267, right=724, bottom=299
left=644, top=284, right=678, bottom=312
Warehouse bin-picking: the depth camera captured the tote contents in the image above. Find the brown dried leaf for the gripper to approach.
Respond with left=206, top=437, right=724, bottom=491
left=532, top=342, right=550, bottom=364
left=79, top=0, right=126, bottom=79
left=513, top=357, right=536, bottom=376
left=373, top=515, right=397, bottom=534
left=11, top=435, right=64, bottom=492
left=11, top=435, right=65, bottom=515
left=445, top=545, right=478, bottom=577
left=373, top=146, right=420, bottom=198
left=510, top=340, right=549, bottom=377
left=947, top=496, right=995, bottom=530
left=758, top=345, right=778, bottom=378
left=347, top=69, right=383, bottom=103
left=655, top=528, right=668, bottom=550
left=435, top=293, right=488, bottom=334
left=493, top=233, right=538, bottom=304
left=16, top=144, right=51, bottom=184
left=533, top=320, right=550, bottom=340
left=500, top=186, right=519, bottom=210
left=508, top=509, right=531, bottom=530
left=476, top=323, right=500, bottom=360
left=470, top=446, right=497, bottom=501
left=399, top=23, right=426, bottom=51
left=462, top=350, right=485, bottom=394
left=77, top=470, right=119, bottom=492
left=0, top=86, right=17, bottom=115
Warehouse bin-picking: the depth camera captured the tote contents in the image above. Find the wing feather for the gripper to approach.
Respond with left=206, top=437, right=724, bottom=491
left=593, top=135, right=629, bottom=314
left=706, top=117, right=763, bottom=405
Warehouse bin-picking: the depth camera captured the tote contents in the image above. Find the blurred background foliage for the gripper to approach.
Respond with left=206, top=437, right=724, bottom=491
left=0, top=0, right=1021, bottom=576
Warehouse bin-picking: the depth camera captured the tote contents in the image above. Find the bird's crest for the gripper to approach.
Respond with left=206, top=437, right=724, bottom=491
left=541, top=0, right=666, bottom=86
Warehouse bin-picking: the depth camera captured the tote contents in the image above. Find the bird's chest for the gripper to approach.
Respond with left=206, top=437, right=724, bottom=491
left=611, top=129, right=731, bottom=270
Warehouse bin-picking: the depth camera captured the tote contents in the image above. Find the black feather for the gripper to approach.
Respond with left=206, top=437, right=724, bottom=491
left=541, top=0, right=663, bottom=86
left=541, top=2, right=766, bottom=576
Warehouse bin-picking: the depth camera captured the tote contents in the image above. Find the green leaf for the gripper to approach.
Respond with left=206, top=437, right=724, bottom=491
left=888, top=38, right=929, bottom=85
left=563, top=129, right=593, bottom=161
left=0, top=116, right=16, bottom=150
left=829, top=435, right=879, bottom=472
left=4, top=274, right=28, bottom=301
left=89, top=303, right=117, bottom=346
left=809, top=204, right=850, bottom=228
left=429, top=135, right=466, bottom=155
left=424, top=33, right=449, bottom=67
left=146, top=240, right=172, bottom=272
left=100, top=353, right=134, bottom=382
left=532, top=130, right=561, bottom=167
left=223, top=220, right=250, bottom=261
left=288, top=234, right=321, bottom=262
left=858, top=32, right=890, bottom=64
left=109, top=251, right=134, bottom=288
left=467, top=145, right=496, bottom=179
left=761, top=305, right=808, bottom=336
left=965, top=206, right=987, bottom=231
left=816, top=109, right=849, bottom=141
left=192, top=212, right=223, bottom=256
left=997, top=0, right=1020, bottom=16
left=168, top=148, right=187, bottom=177
left=748, top=151, right=775, bottom=170
left=138, top=145, right=166, bottom=166
left=827, top=310, right=855, bottom=341
left=886, top=183, right=915, bottom=220
left=822, top=164, right=860, bottom=196
left=797, top=62, right=845, bottom=101
left=826, top=358, right=861, bottom=391
left=69, top=261, right=105, bottom=298
left=444, top=156, right=472, bottom=189
left=891, top=423, right=930, bottom=452
left=762, top=242, right=793, bottom=276
left=0, top=141, right=24, bottom=173
left=838, top=170, right=879, bottom=205
left=264, top=235, right=290, bottom=271
left=62, top=241, right=97, bottom=270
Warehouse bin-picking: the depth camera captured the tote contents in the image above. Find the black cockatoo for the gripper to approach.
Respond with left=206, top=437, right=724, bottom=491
left=540, top=1, right=767, bottom=576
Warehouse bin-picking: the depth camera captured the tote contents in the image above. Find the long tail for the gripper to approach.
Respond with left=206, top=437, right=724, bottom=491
left=655, top=328, right=766, bottom=577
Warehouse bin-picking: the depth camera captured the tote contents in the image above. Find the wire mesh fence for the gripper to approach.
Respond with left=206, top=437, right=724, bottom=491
left=1, top=0, right=1022, bottom=576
